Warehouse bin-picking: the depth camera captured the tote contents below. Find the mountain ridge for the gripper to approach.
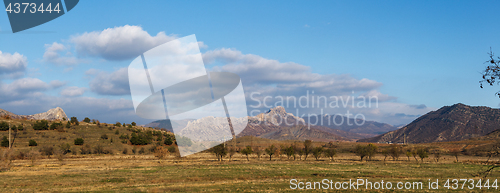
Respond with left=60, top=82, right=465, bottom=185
left=358, top=103, right=500, bottom=143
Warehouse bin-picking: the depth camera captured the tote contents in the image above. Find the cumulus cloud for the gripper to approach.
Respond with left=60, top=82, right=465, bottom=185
left=203, top=48, right=434, bottom=125
left=70, top=25, right=177, bottom=61
left=204, top=48, right=382, bottom=95
left=88, top=68, right=130, bottom=95
left=60, top=86, right=86, bottom=97
left=0, top=51, right=27, bottom=78
left=42, top=42, right=83, bottom=66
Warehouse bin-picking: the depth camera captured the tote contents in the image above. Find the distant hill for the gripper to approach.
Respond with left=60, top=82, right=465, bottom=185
left=359, top=103, right=500, bottom=143
left=259, top=125, right=347, bottom=142
left=305, top=115, right=397, bottom=135
left=0, top=107, right=68, bottom=121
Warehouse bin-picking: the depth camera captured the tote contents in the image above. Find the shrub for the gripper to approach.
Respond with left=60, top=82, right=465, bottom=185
left=115, top=122, right=121, bottom=127
left=164, top=135, right=173, bottom=145
left=138, top=147, right=146, bottom=154
left=59, top=143, right=71, bottom=154
left=122, top=148, right=128, bottom=154
left=130, top=132, right=153, bottom=145
left=119, top=134, right=129, bottom=140
left=132, top=146, right=137, bottom=154
left=70, top=117, right=79, bottom=125
left=28, top=140, right=37, bottom=146
left=10, top=125, right=17, bottom=132
left=131, top=122, right=136, bottom=126
left=65, top=121, right=71, bottom=128
left=101, top=134, right=108, bottom=140
left=74, top=138, right=84, bottom=145
left=115, top=130, right=119, bottom=135
left=0, top=121, right=8, bottom=131
left=167, top=146, right=176, bottom=153
left=39, top=146, right=54, bottom=158
left=27, top=150, right=40, bottom=165
left=50, top=122, right=63, bottom=130
left=80, top=144, right=92, bottom=154
left=1, top=136, right=9, bottom=147
left=154, top=146, right=168, bottom=159
left=33, top=120, right=49, bottom=130
left=176, top=135, right=192, bottom=147
left=17, top=125, right=23, bottom=131
left=83, top=117, right=91, bottom=123
left=93, top=144, right=105, bottom=154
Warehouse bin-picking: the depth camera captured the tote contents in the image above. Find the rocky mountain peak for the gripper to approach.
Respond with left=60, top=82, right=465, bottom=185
left=25, top=107, right=68, bottom=121
left=253, top=106, right=305, bottom=125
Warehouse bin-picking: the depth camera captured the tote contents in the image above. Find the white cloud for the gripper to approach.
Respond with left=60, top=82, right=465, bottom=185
left=70, top=25, right=177, bottom=61
left=42, top=42, right=82, bottom=66
left=203, top=48, right=434, bottom=125
left=204, top=48, right=382, bottom=93
left=0, top=51, right=27, bottom=78
left=60, top=86, right=86, bottom=97
left=50, top=80, right=66, bottom=88
left=88, top=68, right=130, bottom=95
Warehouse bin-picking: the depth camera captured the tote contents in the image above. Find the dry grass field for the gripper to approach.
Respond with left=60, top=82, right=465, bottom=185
left=0, top=118, right=499, bottom=192
left=0, top=152, right=499, bottom=192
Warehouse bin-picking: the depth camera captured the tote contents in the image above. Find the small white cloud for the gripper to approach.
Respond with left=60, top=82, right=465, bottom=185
left=198, top=41, right=208, bottom=49
left=43, top=42, right=82, bottom=66
left=304, top=24, right=310, bottom=28
left=60, top=86, right=86, bottom=97
left=85, top=68, right=99, bottom=75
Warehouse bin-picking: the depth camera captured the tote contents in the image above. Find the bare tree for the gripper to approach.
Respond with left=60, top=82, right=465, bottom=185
left=451, top=149, right=461, bottom=162
left=480, top=49, right=500, bottom=97
left=228, top=148, right=236, bottom=161
left=303, top=140, right=313, bottom=160
left=240, top=146, right=253, bottom=161
left=433, top=152, right=441, bottom=163
left=312, top=147, right=323, bottom=161
left=389, top=145, right=402, bottom=161
left=323, top=148, right=337, bottom=161
left=265, top=145, right=277, bottom=161
left=254, top=146, right=263, bottom=160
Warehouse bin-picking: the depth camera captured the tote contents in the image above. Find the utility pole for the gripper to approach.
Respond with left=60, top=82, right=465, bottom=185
left=404, top=133, right=406, bottom=145
left=8, top=123, right=11, bottom=149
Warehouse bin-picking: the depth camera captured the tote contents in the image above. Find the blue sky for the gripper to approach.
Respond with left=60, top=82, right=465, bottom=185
left=0, top=1, right=500, bottom=125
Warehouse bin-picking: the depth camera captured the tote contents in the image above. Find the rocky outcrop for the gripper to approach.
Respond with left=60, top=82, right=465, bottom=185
left=0, top=107, right=68, bottom=121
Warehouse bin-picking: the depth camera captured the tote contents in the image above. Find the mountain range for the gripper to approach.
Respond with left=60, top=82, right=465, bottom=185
left=358, top=103, right=500, bottom=143
left=146, top=106, right=398, bottom=142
